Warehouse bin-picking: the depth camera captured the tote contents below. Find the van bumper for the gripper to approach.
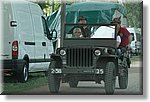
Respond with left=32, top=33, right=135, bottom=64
left=2, top=59, right=24, bottom=75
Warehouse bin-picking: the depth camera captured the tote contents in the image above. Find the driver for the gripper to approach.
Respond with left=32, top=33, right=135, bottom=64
left=73, top=27, right=83, bottom=38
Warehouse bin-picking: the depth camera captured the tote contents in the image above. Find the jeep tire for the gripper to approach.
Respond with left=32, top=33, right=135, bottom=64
left=105, top=62, right=116, bottom=95
left=118, top=68, right=128, bottom=89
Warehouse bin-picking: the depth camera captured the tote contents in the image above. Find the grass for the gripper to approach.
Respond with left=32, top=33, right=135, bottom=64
left=2, top=72, right=48, bottom=94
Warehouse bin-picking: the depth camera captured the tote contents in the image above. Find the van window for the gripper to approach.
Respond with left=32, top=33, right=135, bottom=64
left=136, top=33, right=141, bottom=41
left=42, top=17, right=47, bottom=37
left=130, top=33, right=134, bottom=41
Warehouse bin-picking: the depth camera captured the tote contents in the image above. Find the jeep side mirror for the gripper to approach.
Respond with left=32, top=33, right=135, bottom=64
left=46, top=26, right=53, bottom=40
left=42, top=16, right=53, bottom=40
left=47, top=31, right=52, bottom=40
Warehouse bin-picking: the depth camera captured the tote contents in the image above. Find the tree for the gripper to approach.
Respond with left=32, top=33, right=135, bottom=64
left=34, top=0, right=82, bottom=16
left=124, top=2, right=142, bottom=28
left=33, top=0, right=61, bottom=16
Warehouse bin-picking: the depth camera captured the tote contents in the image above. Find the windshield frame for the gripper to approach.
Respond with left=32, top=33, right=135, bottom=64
left=64, top=24, right=117, bottom=40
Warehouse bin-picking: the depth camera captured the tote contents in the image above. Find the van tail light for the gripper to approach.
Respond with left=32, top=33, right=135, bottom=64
left=12, top=40, right=18, bottom=59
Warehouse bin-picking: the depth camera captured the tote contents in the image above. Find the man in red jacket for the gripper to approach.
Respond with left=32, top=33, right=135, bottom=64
left=111, top=17, right=132, bottom=68
left=111, top=17, right=133, bottom=48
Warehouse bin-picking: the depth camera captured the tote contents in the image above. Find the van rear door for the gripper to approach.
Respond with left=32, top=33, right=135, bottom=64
left=13, top=1, right=35, bottom=60
left=2, top=1, right=15, bottom=60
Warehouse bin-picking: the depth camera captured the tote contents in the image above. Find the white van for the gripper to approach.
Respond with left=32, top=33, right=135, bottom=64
left=127, top=27, right=142, bottom=55
left=1, top=0, right=54, bottom=82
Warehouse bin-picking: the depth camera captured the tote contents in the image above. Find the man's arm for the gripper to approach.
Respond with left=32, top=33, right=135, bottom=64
left=124, top=28, right=133, bottom=44
left=128, top=35, right=133, bottom=44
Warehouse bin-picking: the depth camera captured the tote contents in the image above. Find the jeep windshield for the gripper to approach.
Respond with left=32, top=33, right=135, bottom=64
left=65, top=24, right=116, bottom=39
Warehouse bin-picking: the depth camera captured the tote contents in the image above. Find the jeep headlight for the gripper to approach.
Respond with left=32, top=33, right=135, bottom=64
left=59, top=49, right=66, bottom=56
left=94, top=49, right=101, bottom=56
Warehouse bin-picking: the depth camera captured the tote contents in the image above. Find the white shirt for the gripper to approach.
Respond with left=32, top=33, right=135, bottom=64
left=117, top=35, right=121, bottom=43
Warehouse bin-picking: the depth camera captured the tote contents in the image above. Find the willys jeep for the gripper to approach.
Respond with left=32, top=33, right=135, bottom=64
left=47, top=2, right=129, bottom=95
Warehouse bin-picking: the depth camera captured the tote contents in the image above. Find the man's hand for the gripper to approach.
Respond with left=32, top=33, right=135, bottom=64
left=126, top=44, right=131, bottom=49
left=80, top=34, right=84, bottom=38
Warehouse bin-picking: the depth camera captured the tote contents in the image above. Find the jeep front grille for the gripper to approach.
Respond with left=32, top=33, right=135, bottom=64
left=66, top=48, right=93, bottom=67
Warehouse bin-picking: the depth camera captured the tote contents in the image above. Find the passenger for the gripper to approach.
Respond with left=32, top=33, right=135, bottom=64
left=111, top=17, right=132, bottom=67
left=69, top=16, right=91, bottom=38
left=111, top=16, right=132, bottom=49
left=73, top=27, right=83, bottom=38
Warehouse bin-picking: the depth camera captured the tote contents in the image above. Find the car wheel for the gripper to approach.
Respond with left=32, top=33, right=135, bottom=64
left=105, top=62, right=116, bottom=95
left=18, top=60, right=29, bottom=83
left=48, top=61, right=60, bottom=93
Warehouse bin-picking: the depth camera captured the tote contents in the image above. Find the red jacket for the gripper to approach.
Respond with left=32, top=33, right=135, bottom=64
left=118, top=27, right=131, bottom=47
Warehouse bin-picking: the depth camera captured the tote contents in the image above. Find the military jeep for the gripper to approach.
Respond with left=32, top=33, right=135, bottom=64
left=48, top=23, right=129, bottom=94
left=47, top=2, right=129, bottom=95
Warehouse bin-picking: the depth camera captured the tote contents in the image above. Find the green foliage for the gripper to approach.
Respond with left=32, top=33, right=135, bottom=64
left=124, top=2, right=142, bottom=28
left=34, top=0, right=61, bottom=16
left=34, top=0, right=79, bottom=16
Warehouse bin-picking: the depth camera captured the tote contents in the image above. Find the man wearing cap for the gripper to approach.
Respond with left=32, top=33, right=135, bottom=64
left=111, top=17, right=132, bottom=48
left=69, top=16, right=91, bottom=38
left=112, top=17, right=132, bottom=67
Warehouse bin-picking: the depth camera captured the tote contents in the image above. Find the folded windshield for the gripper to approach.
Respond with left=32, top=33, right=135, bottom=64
left=65, top=24, right=116, bottom=39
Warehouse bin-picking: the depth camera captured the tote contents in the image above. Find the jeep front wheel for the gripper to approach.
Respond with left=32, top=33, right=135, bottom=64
left=104, top=62, right=116, bottom=95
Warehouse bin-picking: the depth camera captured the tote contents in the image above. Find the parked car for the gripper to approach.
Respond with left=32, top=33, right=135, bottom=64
left=127, top=27, right=142, bottom=55
left=1, top=0, right=55, bottom=82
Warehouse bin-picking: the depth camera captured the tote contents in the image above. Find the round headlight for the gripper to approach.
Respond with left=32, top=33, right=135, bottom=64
left=59, top=49, right=66, bottom=56
left=94, top=49, right=101, bottom=56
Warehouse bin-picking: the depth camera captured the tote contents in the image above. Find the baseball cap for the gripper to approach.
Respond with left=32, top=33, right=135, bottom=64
left=111, top=17, right=121, bottom=24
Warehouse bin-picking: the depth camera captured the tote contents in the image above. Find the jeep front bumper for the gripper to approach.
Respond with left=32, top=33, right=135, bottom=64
left=50, top=68, right=104, bottom=74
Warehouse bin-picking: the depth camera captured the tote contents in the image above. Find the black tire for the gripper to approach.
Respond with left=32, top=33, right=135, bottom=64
left=118, top=68, right=128, bottom=89
left=69, top=77, right=78, bottom=88
left=104, top=62, right=116, bottom=95
left=17, top=60, right=29, bottom=83
left=48, top=61, right=60, bottom=93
